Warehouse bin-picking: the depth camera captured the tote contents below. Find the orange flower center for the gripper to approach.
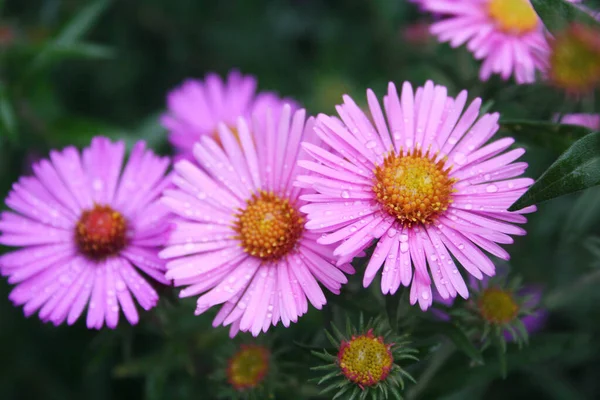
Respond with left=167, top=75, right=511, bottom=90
left=338, top=330, right=393, bottom=387
left=234, top=191, right=304, bottom=261
left=373, top=150, right=454, bottom=228
left=488, top=0, right=538, bottom=35
left=75, top=204, right=127, bottom=259
left=478, top=288, right=519, bottom=325
left=227, top=345, right=270, bottom=391
left=550, top=24, right=600, bottom=93
left=212, top=125, right=241, bottom=147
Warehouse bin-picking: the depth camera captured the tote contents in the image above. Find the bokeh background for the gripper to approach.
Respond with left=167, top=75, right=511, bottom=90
left=1, top=0, right=600, bottom=399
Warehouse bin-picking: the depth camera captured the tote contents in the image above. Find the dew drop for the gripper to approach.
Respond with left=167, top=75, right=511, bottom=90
left=365, top=140, right=377, bottom=149
left=453, top=152, right=467, bottom=165
left=341, top=190, right=350, bottom=199
left=486, top=184, right=498, bottom=193
left=421, top=291, right=430, bottom=300
left=387, top=228, right=397, bottom=237
left=464, top=203, right=472, bottom=210
left=400, top=242, right=409, bottom=253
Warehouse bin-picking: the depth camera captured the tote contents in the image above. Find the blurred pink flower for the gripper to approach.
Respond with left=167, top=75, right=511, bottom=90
left=161, top=70, right=297, bottom=160
left=416, top=0, right=550, bottom=83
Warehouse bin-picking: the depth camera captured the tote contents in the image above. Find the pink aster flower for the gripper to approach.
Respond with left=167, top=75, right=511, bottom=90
left=0, top=137, right=172, bottom=328
left=160, top=105, right=354, bottom=337
left=558, top=113, right=600, bottom=131
left=297, top=81, right=535, bottom=310
left=417, top=0, right=550, bottom=83
left=161, top=70, right=296, bottom=159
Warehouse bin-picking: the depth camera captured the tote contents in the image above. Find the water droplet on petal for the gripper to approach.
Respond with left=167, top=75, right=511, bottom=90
left=365, top=140, right=377, bottom=149
left=387, top=228, right=397, bottom=237
left=341, top=190, right=350, bottom=199
left=400, top=242, right=409, bottom=253
left=453, top=152, right=467, bottom=165
left=486, top=184, right=498, bottom=193
left=421, top=291, right=430, bottom=300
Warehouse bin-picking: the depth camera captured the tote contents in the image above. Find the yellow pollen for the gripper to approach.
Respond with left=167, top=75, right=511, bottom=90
left=373, top=149, right=454, bottom=228
left=488, top=0, right=538, bottom=35
left=549, top=24, right=600, bottom=93
left=213, top=125, right=241, bottom=147
left=227, top=345, right=269, bottom=391
left=234, top=191, right=304, bottom=261
left=338, top=330, right=393, bottom=387
left=75, top=204, right=127, bottom=260
left=478, top=288, right=519, bottom=325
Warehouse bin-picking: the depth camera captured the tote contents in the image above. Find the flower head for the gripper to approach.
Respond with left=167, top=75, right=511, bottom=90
left=161, top=70, right=296, bottom=159
left=417, top=0, right=550, bottom=83
left=227, top=344, right=270, bottom=391
left=298, top=81, right=535, bottom=310
left=464, top=275, right=546, bottom=345
left=313, top=317, right=417, bottom=398
left=160, top=106, right=354, bottom=337
left=549, top=23, right=600, bottom=93
left=338, top=329, right=394, bottom=387
left=0, top=137, right=172, bottom=328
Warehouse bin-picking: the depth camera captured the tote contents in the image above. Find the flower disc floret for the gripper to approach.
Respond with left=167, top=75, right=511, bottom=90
left=75, top=204, right=127, bottom=259
left=234, top=191, right=304, bottom=261
left=373, top=149, right=455, bottom=227
left=338, top=329, right=393, bottom=387
left=488, top=0, right=539, bottom=35
left=478, top=287, right=519, bottom=324
left=227, top=345, right=270, bottom=391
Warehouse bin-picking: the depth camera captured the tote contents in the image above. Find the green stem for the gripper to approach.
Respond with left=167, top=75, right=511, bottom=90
left=405, top=341, right=455, bottom=400
left=545, top=269, right=600, bottom=310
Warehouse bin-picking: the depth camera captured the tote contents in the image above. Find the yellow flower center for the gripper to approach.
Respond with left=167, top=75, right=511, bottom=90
left=478, top=288, right=519, bottom=325
left=373, top=150, right=454, bottom=228
left=550, top=24, right=600, bottom=93
left=234, top=191, right=304, bottom=261
left=338, top=330, right=393, bottom=387
left=488, top=0, right=538, bottom=35
left=75, top=204, right=127, bottom=259
left=227, top=345, right=269, bottom=391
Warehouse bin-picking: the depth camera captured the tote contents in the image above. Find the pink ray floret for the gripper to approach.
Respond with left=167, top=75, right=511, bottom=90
left=297, top=81, right=535, bottom=310
left=161, top=69, right=297, bottom=159
left=416, top=0, right=550, bottom=83
left=160, top=105, right=354, bottom=337
left=0, top=137, right=172, bottom=328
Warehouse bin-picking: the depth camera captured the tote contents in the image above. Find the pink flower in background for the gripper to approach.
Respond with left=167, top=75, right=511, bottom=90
left=161, top=70, right=297, bottom=159
left=161, top=106, right=353, bottom=337
left=417, top=0, right=550, bottom=83
left=298, top=81, right=535, bottom=310
left=0, top=137, right=172, bottom=328
left=559, top=114, right=600, bottom=131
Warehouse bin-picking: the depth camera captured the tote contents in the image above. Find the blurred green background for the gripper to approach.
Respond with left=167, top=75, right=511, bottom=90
left=1, top=0, right=600, bottom=399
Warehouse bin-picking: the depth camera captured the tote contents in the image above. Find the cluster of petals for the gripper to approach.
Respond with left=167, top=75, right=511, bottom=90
left=160, top=105, right=354, bottom=337
left=0, top=137, right=172, bottom=328
left=416, top=0, right=550, bottom=83
left=161, top=70, right=296, bottom=159
left=298, top=81, right=535, bottom=310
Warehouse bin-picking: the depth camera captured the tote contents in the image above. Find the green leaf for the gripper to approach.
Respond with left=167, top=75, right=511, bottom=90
left=531, top=0, right=600, bottom=34
left=428, top=322, right=484, bottom=365
left=55, top=0, right=111, bottom=45
left=510, top=131, right=600, bottom=210
left=500, top=120, right=591, bottom=154
left=0, top=83, right=17, bottom=143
